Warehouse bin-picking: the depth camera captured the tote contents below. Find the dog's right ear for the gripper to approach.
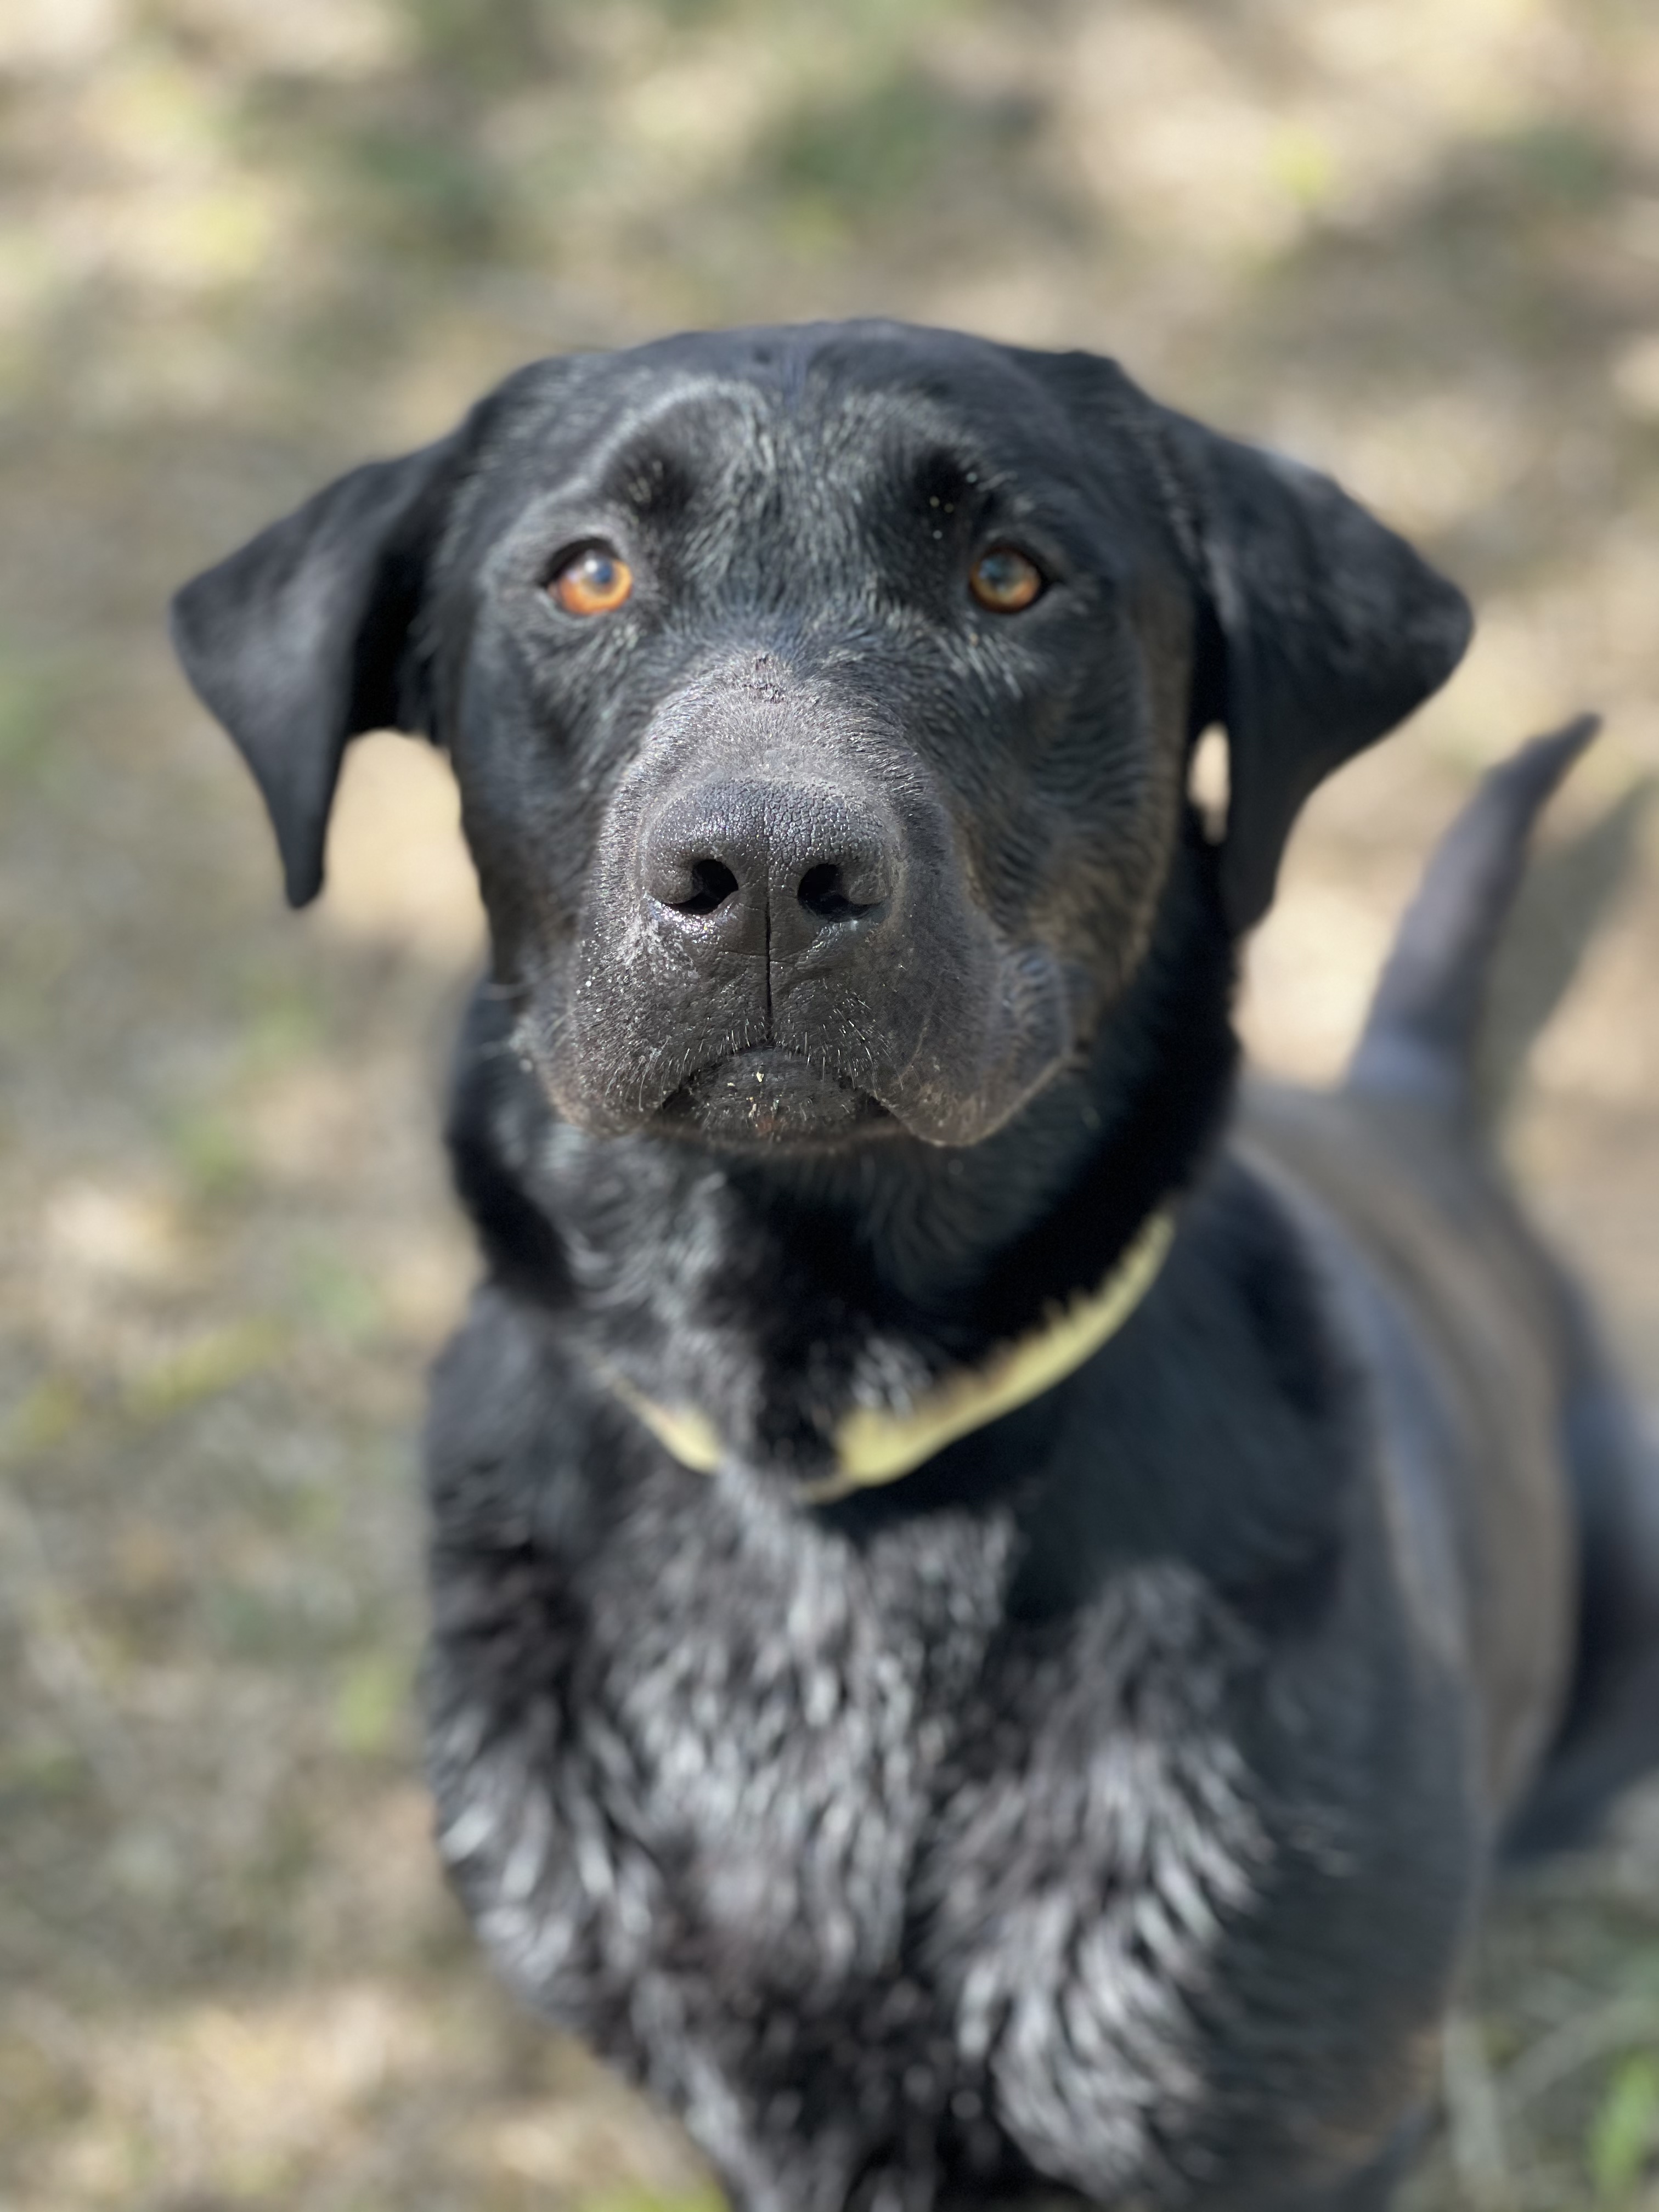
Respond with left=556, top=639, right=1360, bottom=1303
left=170, top=435, right=461, bottom=906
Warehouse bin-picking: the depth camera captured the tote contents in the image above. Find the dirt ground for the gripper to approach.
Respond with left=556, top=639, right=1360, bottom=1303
left=2, top=1, right=1657, bottom=2206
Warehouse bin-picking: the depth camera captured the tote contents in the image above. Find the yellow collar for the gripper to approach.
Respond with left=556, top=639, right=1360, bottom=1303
left=600, top=1203, right=1176, bottom=1506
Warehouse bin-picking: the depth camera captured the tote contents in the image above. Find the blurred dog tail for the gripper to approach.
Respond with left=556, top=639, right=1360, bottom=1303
left=1346, top=713, right=1648, bottom=1128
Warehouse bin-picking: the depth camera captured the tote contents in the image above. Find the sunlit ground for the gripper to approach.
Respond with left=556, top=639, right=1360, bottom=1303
left=2, top=1, right=1657, bottom=2205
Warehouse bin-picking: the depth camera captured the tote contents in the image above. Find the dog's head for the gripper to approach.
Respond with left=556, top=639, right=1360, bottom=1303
left=172, top=323, right=1469, bottom=1154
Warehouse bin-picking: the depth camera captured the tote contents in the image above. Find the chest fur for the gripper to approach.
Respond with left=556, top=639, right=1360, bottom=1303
left=429, top=1462, right=1268, bottom=2208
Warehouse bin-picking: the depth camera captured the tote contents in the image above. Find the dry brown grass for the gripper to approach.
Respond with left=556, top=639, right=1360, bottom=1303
left=2, top=1, right=1656, bottom=2204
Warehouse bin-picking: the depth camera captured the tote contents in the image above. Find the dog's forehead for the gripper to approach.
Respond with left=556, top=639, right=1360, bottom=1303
left=476, top=323, right=1122, bottom=524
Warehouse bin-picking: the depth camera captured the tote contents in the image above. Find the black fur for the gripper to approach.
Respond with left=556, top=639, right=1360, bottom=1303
left=170, top=322, right=1658, bottom=2212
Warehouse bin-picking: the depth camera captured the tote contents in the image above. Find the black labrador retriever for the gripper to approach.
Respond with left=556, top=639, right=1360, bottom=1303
left=171, top=323, right=1659, bottom=2212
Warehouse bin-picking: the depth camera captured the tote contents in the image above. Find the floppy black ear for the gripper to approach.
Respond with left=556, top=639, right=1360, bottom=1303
left=1160, top=411, right=1473, bottom=930
left=169, top=435, right=461, bottom=906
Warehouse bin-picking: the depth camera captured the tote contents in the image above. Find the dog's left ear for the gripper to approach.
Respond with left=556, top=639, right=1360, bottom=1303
left=170, top=433, right=462, bottom=907
left=1158, top=408, right=1472, bottom=930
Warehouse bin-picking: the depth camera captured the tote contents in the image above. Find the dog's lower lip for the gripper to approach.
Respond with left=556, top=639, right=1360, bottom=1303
left=658, top=1047, right=895, bottom=1147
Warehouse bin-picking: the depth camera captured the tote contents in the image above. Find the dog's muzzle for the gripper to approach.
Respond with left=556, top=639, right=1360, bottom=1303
left=528, top=668, right=1076, bottom=1149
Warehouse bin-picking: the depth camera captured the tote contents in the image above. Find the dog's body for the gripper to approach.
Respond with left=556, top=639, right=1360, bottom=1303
left=171, top=324, right=1659, bottom=2212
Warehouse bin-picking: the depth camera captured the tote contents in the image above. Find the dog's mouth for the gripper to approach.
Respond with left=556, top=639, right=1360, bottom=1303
left=656, top=1047, right=897, bottom=1152
left=538, top=904, right=1083, bottom=1153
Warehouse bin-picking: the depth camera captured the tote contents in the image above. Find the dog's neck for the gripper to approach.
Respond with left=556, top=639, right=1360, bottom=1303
left=452, top=835, right=1239, bottom=1480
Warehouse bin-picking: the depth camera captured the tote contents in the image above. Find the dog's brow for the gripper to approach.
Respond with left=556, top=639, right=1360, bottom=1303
left=910, top=446, right=983, bottom=493
left=553, top=376, right=763, bottom=510
left=603, top=445, right=689, bottom=519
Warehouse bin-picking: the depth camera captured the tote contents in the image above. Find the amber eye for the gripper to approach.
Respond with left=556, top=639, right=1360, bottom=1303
left=551, top=546, right=634, bottom=616
left=968, top=546, right=1044, bottom=613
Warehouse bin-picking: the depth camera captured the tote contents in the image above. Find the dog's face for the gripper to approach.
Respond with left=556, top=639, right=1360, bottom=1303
left=439, top=330, right=1201, bottom=1152
left=172, top=323, right=1470, bottom=1154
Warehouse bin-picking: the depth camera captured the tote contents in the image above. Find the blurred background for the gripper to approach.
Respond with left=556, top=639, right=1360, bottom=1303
left=2, top=0, right=1657, bottom=2205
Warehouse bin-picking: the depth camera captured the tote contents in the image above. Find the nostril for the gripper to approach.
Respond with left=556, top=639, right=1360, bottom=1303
left=666, top=858, right=740, bottom=916
left=798, top=861, right=880, bottom=923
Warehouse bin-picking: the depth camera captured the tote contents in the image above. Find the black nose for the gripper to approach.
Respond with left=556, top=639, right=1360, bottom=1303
left=640, top=780, right=899, bottom=966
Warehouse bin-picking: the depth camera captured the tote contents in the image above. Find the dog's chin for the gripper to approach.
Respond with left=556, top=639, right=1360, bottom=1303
left=654, top=1048, right=898, bottom=1153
